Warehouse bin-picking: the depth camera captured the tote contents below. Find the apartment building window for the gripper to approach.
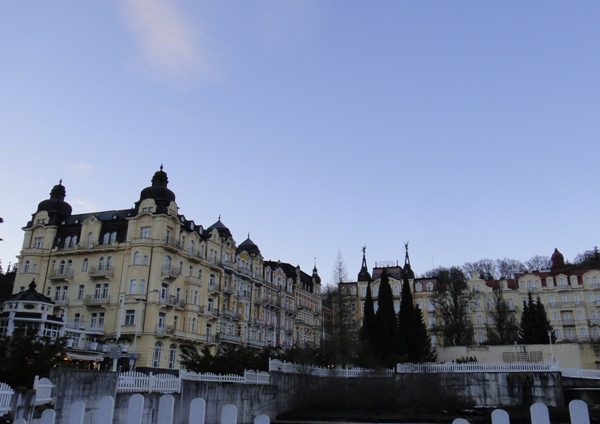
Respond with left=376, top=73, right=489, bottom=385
left=161, top=283, right=170, bottom=300
left=547, top=277, right=553, bottom=287
left=133, top=251, right=140, bottom=265
left=508, top=298, right=514, bottom=308
left=555, top=330, right=561, bottom=339
left=577, top=311, right=584, bottom=320
left=476, top=315, right=483, bottom=324
left=394, top=301, right=400, bottom=313
left=209, top=274, right=215, bottom=288
left=78, top=285, right=84, bottom=299
left=552, top=312, right=558, bottom=321
left=152, top=342, right=162, bottom=368
left=561, top=295, right=568, bottom=303
left=125, top=310, right=135, bottom=326
left=593, top=276, right=599, bottom=285
left=173, top=316, right=179, bottom=330
left=140, top=227, right=150, bottom=238
left=589, top=294, right=594, bottom=302
left=106, top=256, right=113, bottom=270
left=361, top=287, right=366, bottom=296
left=549, top=296, right=555, bottom=305
left=373, top=287, right=379, bottom=296
left=168, top=344, right=177, bottom=369
left=90, top=312, right=105, bottom=329
left=101, top=283, right=109, bottom=298
left=158, top=312, right=166, bottom=329
left=429, top=316, right=436, bottom=326
left=34, top=237, right=43, bottom=248
left=574, top=294, right=580, bottom=303
left=98, top=257, right=105, bottom=271
left=143, top=255, right=149, bottom=265
left=427, top=282, right=434, bottom=291
left=129, top=279, right=138, bottom=294
left=74, top=313, right=81, bottom=326
left=94, top=284, right=102, bottom=299
left=393, top=285, right=400, bottom=295
left=81, top=258, right=88, bottom=272
left=415, top=283, right=422, bottom=292
left=23, top=261, right=30, bottom=273
left=559, top=277, right=567, bottom=287
left=208, top=298, right=214, bottom=312
left=193, top=290, right=199, bottom=305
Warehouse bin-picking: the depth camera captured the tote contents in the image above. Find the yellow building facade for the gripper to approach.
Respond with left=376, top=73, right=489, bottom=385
left=12, top=167, right=322, bottom=370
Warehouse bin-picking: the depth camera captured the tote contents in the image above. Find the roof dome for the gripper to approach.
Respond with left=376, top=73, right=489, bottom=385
left=207, top=217, right=232, bottom=239
left=35, top=180, right=72, bottom=221
left=136, top=166, right=176, bottom=213
left=236, top=235, right=261, bottom=256
left=312, top=263, right=321, bottom=285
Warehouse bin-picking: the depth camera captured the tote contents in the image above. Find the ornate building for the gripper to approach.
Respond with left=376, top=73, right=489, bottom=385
left=11, top=167, right=322, bottom=370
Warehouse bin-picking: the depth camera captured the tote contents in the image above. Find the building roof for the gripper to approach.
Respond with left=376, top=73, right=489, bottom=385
left=7, top=279, right=54, bottom=304
left=236, top=236, right=261, bottom=257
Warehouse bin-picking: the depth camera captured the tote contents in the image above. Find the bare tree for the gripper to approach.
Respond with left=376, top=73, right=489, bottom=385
left=428, top=267, right=475, bottom=346
left=496, top=258, right=526, bottom=279
left=332, top=250, right=348, bottom=284
left=485, top=286, right=518, bottom=345
left=462, top=259, right=497, bottom=280
left=327, top=251, right=354, bottom=367
left=525, top=255, right=551, bottom=272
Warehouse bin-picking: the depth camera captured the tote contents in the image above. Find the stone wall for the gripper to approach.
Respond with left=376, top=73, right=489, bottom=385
left=49, top=368, right=563, bottom=423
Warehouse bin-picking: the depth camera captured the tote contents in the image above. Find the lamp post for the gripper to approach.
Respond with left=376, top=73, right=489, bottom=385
left=547, top=329, right=555, bottom=363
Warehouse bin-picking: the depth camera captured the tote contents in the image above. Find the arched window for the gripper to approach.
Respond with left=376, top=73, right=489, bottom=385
left=66, top=259, right=73, bottom=270
left=99, top=257, right=105, bottom=271
left=168, top=344, right=177, bottom=369
left=415, top=282, right=422, bottom=292
left=110, top=231, right=117, bottom=243
left=65, top=236, right=71, bottom=248
left=107, top=256, right=113, bottom=270
left=189, top=240, right=195, bottom=255
left=426, top=282, right=434, bottom=291
left=103, top=232, right=110, bottom=245
left=23, top=260, right=30, bottom=273
left=180, top=236, right=185, bottom=250
left=58, top=260, right=66, bottom=273
left=82, top=258, right=89, bottom=272
left=189, top=265, right=193, bottom=276
left=133, top=251, right=140, bottom=265
left=71, top=235, right=78, bottom=247
left=163, top=255, right=172, bottom=270
left=198, top=269, right=203, bottom=281
left=87, top=232, right=94, bottom=247
left=152, top=342, right=163, bottom=368
left=209, top=274, right=215, bottom=287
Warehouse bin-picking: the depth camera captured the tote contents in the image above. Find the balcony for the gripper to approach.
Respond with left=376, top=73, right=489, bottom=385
left=208, top=284, right=221, bottom=294
left=237, top=267, right=251, bottom=277
left=88, top=266, right=114, bottom=278
left=218, top=333, right=241, bottom=344
left=158, top=295, right=185, bottom=308
left=83, top=295, right=110, bottom=306
left=237, top=291, right=251, bottom=300
left=221, top=259, right=236, bottom=271
left=48, top=268, right=74, bottom=281
left=561, top=319, right=576, bottom=326
left=245, top=338, right=263, bottom=348
left=53, top=297, right=69, bottom=306
left=223, top=284, right=235, bottom=295
left=87, top=324, right=105, bottom=335
left=590, top=318, right=600, bottom=326
left=221, top=309, right=240, bottom=319
left=205, top=309, right=219, bottom=319
left=253, top=295, right=263, bottom=304
left=65, top=320, right=86, bottom=330
left=161, top=266, right=181, bottom=279
left=155, top=325, right=175, bottom=335
left=184, top=275, right=202, bottom=287
left=162, top=236, right=182, bottom=251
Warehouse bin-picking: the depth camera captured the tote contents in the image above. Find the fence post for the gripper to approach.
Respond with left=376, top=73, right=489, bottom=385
left=221, top=404, right=237, bottom=424
left=127, top=393, right=145, bottom=424
left=68, top=400, right=85, bottom=424
left=452, top=419, right=470, bottom=424
left=40, top=408, right=56, bottom=424
left=490, top=409, right=509, bottom=424
left=530, top=402, right=550, bottom=424
left=189, top=397, right=206, bottom=424
left=569, top=399, right=590, bottom=424
left=158, top=394, right=174, bottom=424
left=95, top=396, right=115, bottom=424
left=254, top=414, right=270, bottom=424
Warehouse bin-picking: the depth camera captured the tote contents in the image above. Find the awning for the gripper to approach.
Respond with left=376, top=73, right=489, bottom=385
left=65, top=352, right=105, bottom=361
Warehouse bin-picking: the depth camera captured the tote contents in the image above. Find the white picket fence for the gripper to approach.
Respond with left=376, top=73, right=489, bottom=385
left=560, top=368, right=600, bottom=379
left=452, top=400, right=590, bottom=424
left=11, top=394, right=271, bottom=424
left=116, top=372, right=180, bottom=393
left=268, top=359, right=394, bottom=377
left=33, top=376, right=54, bottom=405
left=0, top=382, right=13, bottom=416
left=180, top=369, right=270, bottom=385
left=396, top=361, right=559, bottom=374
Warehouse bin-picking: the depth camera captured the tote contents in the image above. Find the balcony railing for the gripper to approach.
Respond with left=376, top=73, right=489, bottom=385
left=48, top=269, right=74, bottom=280
left=218, top=333, right=241, bottom=344
left=65, top=320, right=86, bottom=330
left=158, top=295, right=185, bottom=308
left=53, top=297, right=69, bottom=306
left=221, top=259, right=236, bottom=270
left=155, top=325, right=175, bottom=335
left=161, top=266, right=181, bottom=279
left=223, top=285, right=235, bottom=294
left=237, top=291, right=251, bottom=300
left=88, top=266, right=114, bottom=278
left=184, top=275, right=201, bottom=286
left=83, top=295, right=110, bottom=305
left=238, top=267, right=251, bottom=277
left=163, top=236, right=182, bottom=250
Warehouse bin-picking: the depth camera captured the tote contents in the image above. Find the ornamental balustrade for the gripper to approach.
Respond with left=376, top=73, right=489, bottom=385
left=0, top=382, right=13, bottom=416
left=395, top=361, right=559, bottom=374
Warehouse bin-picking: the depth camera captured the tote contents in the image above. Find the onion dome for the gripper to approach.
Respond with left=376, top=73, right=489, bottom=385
left=236, top=234, right=261, bottom=257
left=207, top=216, right=232, bottom=239
left=35, top=180, right=72, bottom=222
left=312, top=261, right=321, bottom=285
left=135, top=165, right=176, bottom=214
left=551, top=248, right=566, bottom=269
left=357, top=246, right=372, bottom=282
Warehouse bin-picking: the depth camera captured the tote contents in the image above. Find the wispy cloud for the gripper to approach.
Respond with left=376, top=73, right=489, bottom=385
left=121, top=0, right=215, bottom=83
left=69, top=163, right=95, bottom=180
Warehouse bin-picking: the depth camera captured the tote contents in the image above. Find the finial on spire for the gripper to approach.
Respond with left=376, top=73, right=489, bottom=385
left=218, top=214, right=221, bottom=220
left=247, top=233, right=250, bottom=239
left=59, top=178, right=63, bottom=185
left=160, top=164, right=163, bottom=171
left=404, top=241, right=411, bottom=267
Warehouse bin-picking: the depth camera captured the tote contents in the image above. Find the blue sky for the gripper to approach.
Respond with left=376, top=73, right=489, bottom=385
left=1, top=2, right=599, bottom=283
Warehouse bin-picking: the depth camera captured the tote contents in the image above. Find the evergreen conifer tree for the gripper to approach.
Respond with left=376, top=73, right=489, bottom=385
left=415, top=306, right=437, bottom=362
left=374, top=269, right=402, bottom=365
left=534, top=296, right=555, bottom=344
left=358, top=281, right=376, bottom=365
left=518, top=292, right=537, bottom=343
left=398, top=277, right=418, bottom=361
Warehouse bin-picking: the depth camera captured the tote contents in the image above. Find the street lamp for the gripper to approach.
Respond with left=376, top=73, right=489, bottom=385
left=547, top=329, right=555, bottom=364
